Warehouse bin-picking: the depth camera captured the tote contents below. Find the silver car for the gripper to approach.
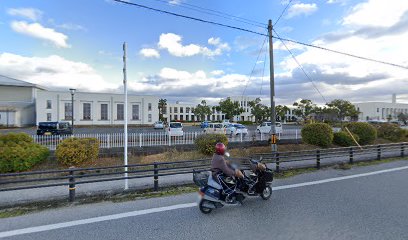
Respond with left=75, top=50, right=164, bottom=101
left=153, top=121, right=164, bottom=129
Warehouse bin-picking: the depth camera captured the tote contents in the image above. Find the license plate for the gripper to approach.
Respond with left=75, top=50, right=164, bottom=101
left=44, top=132, right=51, bottom=135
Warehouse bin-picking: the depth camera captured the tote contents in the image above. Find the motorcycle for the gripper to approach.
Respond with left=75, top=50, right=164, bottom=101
left=193, top=154, right=273, bottom=214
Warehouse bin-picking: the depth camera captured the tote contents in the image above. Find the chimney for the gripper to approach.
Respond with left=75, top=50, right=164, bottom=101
left=392, top=94, right=396, bottom=104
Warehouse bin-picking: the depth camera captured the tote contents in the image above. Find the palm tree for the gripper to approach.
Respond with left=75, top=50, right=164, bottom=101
left=158, top=98, right=167, bottom=121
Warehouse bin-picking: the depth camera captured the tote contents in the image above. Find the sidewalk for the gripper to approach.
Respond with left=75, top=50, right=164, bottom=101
left=0, top=150, right=404, bottom=208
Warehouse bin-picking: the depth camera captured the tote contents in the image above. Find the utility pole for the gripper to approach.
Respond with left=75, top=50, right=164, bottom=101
left=123, top=42, right=129, bottom=190
left=268, top=19, right=277, bottom=153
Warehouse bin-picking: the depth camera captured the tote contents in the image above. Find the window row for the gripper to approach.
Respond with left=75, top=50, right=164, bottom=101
left=63, top=103, right=144, bottom=121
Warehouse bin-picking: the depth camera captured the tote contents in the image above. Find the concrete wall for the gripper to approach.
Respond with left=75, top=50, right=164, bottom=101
left=355, top=102, right=408, bottom=121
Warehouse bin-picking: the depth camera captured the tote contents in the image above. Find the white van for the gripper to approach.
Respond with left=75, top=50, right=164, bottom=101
left=167, top=122, right=184, bottom=137
left=256, top=122, right=283, bottom=134
left=203, top=123, right=226, bottom=134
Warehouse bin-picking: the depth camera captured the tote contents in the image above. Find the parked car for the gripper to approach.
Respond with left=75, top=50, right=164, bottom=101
left=167, top=122, right=184, bottom=137
left=256, top=122, right=283, bottom=134
left=203, top=123, right=226, bottom=134
left=200, top=121, right=211, bottom=128
left=36, top=121, right=72, bottom=135
left=153, top=121, right=164, bottom=129
left=233, top=124, right=248, bottom=135
left=225, top=124, right=237, bottom=135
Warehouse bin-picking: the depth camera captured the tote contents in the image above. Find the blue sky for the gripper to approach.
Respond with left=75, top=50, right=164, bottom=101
left=1, top=0, right=407, bottom=105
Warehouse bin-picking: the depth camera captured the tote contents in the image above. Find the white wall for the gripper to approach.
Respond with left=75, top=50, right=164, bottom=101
left=355, top=102, right=408, bottom=121
left=36, top=90, right=159, bottom=125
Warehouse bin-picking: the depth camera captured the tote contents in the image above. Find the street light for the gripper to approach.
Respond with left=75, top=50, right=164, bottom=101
left=69, top=88, right=76, bottom=134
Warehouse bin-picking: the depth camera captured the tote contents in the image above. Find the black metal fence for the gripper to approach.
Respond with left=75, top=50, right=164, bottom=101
left=0, top=142, right=406, bottom=202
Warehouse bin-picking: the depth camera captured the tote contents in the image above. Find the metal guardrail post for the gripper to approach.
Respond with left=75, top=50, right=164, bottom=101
left=316, top=150, right=321, bottom=169
left=275, top=152, right=280, bottom=173
left=349, top=147, right=354, bottom=164
left=377, top=145, right=381, bottom=160
left=154, top=162, right=159, bottom=191
left=68, top=167, right=76, bottom=202
left=401, top=143, right=405, bottom=157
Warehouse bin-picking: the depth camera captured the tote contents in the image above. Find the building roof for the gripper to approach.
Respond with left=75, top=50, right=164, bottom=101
left=0, top=75, right=44, bottom=89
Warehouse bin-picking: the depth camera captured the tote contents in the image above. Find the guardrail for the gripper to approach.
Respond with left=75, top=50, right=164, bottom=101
left=0, top=142, right=406, bottom=203
left=31, top=129, right=303, bottom=150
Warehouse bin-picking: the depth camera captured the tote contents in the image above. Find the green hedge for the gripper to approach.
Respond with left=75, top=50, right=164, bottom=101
left=375, top=123, right=406, bottom=142
left=55, top=138, right=99, bottom=166
left=194, top=134, right=228, bottom=155
left=301, top=123, right=333, bottom=147
left=345, top=122, right=377, bottom=145
left=0, top=133, right=49, bottom=173
left=333, top=131, right=360, bottom=147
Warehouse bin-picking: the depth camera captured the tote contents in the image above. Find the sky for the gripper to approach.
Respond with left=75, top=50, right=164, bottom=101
left=0, top=0, right=408, bottom=105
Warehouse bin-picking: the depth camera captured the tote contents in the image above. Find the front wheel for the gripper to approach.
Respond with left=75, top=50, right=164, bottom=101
left=260, top=186, right=272, bottom=200
left=199, top=199, right=213, bottom=214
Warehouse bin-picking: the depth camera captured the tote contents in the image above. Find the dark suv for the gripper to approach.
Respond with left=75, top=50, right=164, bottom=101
left=36, top=122, right=73, bottom=135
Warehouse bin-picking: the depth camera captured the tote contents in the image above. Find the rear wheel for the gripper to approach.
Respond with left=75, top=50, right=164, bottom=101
left=260, top=186, right=272, bottom=200
left=199, top=199, right=213, bottom=214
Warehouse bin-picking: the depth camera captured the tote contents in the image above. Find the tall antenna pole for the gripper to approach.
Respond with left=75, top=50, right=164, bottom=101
left=268, top=20, right=277, bottom=153
left=123, top=42, right=129, bottom=190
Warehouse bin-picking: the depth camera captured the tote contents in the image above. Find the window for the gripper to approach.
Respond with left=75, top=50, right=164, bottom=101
left=180, top=107, right=183, bottom=113
left=169, top=107, right=172, bottom=113
left=64, top=102, right=72, bottom=120
left=117, top=104, right=124, bottom=120
left=148, top=114, right=152, bottom=122
left=47, top=113, right=52, bottom=121
left=186, top=115, right=189, bottom=121
left=132, top=105, right=140, bottom=120
left=186, top=107, right=190, bottom=113
left=377, top=108, right=379, bottom=113
left=46, top=100, right=52, bottom=109
left=101, top=104, right=108, bottom=120
left=174, top=107, right=178, bottom=113
left=83, top=103, right=91, bottom=120
left=148, top=103, right=152, bottom=111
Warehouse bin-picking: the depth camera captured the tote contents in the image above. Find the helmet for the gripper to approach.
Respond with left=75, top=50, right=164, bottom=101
left=215, top=142, right=226, bottom=155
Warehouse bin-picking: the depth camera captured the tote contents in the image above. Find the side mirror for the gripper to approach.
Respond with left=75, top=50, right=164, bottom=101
left=224, top=152, right=230, bottom=157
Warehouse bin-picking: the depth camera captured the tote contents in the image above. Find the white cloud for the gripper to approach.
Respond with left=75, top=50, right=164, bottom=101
left=139, top=48, right=160, bottom=58
left=286, top=3, right=318, bottom=19
left=10, top=21, right=70, bottom=48
left=7, top=8, right=43, bottom=21
left=157, top=33, right=230, bottom=57
left=58, top=23, right=86, bottom=31
left=169, top=0, right=182, bottom=5
left=0, top=53, right=116, bottom=91
left=211, top=70, right=224, bottom=76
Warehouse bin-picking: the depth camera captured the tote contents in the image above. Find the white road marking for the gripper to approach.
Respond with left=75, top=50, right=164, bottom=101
left=1, top=165, right=408, bottom=238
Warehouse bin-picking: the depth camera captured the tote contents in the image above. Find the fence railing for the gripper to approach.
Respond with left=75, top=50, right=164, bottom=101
left=1, top=142, right=406, bottom=203
left=32, top=129, right=303, bottom=150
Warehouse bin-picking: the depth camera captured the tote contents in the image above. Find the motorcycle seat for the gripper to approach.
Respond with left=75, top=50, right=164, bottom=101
left=207, top=175, right=222, bottom=189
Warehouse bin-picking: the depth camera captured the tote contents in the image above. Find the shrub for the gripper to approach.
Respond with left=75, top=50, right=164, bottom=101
left=195, top=134, right=228, bottom=155
left=56, top=138, right=99, bottom=166
left=375, top=123, right=405, bottom=142
left=0, top=133, right=49, bottom=173
left=333, top=131, right=360, bottom=147
left=301, top=123, right=333, bottom=148
left=344, top=122, right=377, bottom=145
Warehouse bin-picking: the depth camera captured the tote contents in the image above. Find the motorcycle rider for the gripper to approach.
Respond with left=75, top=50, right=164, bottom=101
left=211, top=142, right=244, bottom=180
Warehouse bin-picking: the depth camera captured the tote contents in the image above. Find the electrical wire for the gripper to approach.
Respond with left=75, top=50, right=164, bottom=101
left=242, top=35, right=268, bottom=97
left=273, top=29, right=328, bottom=103
left=274, top=0, right=294, bottom=26
left=112, top=0, right=408, bottom=70
left=146, top=0, right=266, bottom=28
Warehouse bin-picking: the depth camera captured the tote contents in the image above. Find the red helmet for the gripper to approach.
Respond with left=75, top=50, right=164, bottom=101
left=215, top=142, right=226, bottom=155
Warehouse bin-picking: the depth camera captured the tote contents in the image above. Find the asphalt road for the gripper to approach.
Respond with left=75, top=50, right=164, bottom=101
left=1, top=161, right=408, bottom=240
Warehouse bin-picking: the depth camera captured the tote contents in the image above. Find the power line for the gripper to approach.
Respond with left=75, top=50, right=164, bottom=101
left=274, top=0, right=294, bottom=26
left=112, top=0, right=266, bottom=36
left=273, top=29, right=328, bottom=103
left=112, top=0, right=408, bottom=70
left=242, top=35, right=268, bottom=97
left=146, top=0, right=266, bottom=28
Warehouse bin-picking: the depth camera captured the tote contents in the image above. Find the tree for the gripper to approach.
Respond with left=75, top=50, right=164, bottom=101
left=192, top=101, right=212, bottom=122
left=293, top=99, right=316, bottom=120
left=158, top=98, right=167, bottom=121
left=276, top=105, right=290, bottom=122
left=398, top=112, right=408, bottom=125
left=326, top=99, right=359, bottom=122
left=248, top=98, right=270, bottom=123
left=217, top=97, right=244, bottom=121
